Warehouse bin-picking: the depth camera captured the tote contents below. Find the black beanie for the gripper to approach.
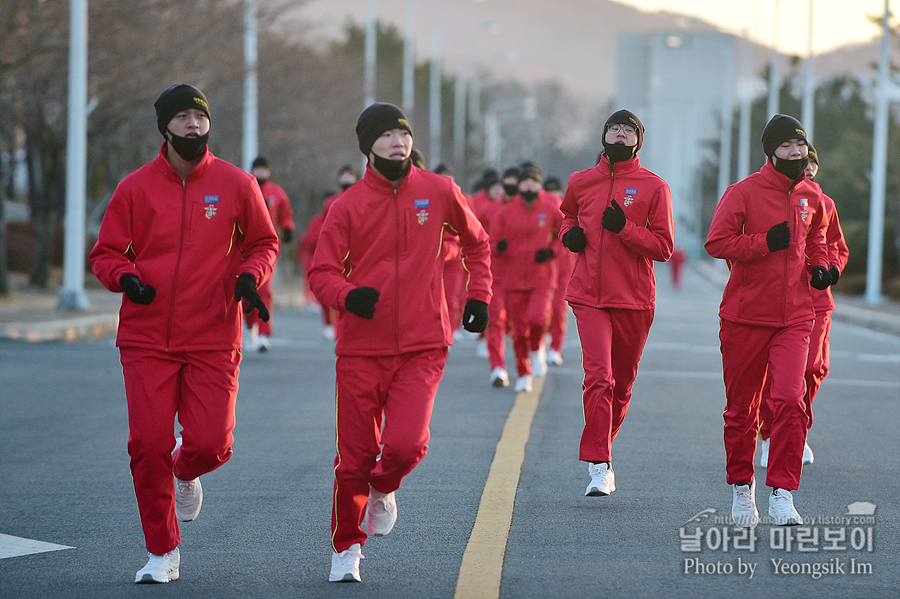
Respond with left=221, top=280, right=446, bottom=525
left=154, top=84, right=210, bottom=135
left=338, top=164, right=360, bottom=179
left=251, top=155, right=270, bottom=170
left=502, top=166, right=521, bottom=180
left=356, top=103, right=413, bottom=155
left=761, top=114, right=807, bottom=158
left=519, top=165, right=542, bottom=183
left=410, top=148, right=426, bottom=169
left=544, top=177, right=562, bottom=192
left=605, top=109, right=644, bottom=152
left=482, top=172, right=501, bottom=189
left=806, top=142, right=818, bottom=166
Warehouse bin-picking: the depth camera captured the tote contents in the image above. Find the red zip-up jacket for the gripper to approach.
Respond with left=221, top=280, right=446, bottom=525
left=812, top=192, right=850, bottom=314
left=492, top=192, right=563, bottom=291
left=90, top=144, right=279, bottom=351
left=259, top=179, right=295, bottom=236
left=559, top=154, right=674, bottom=311
left=307, top=165, right=492, bottom=356
left=705, top=160, right=829, bottom=328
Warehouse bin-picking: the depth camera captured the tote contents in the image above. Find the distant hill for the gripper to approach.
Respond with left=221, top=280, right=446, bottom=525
left=288, top=0, right=895, bottom=102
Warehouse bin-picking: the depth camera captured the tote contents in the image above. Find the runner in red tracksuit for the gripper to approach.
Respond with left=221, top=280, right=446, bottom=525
left=476, top=171, right=513, bottom=387
left=307, top=103, right=491, bottom=584
left=543, top=177, right=574, bottom=366
left=559, top=109, right=673, bottom=498
left=246, top=155, right=296, bottom=351
left=493, top=166, right=563, bottom=393
left=89, top=84, right=279, bottom=584
left=706, top=115, right=831, bottom=528
left=758, top=143, right=849, bottom=467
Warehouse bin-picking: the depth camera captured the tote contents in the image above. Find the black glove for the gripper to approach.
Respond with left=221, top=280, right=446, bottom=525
left=601, top=199, right=626, bottom=233
left=462, top=299, right=489, bottom=333
left=345, top=287, right=380, bottom=319
left=119, top=273, right=156, bottom=305
left=562, top=226, right=587, bottom=253
left=496, top=239, right=508, bottom=253
left=234, top=273, right=270, bottom=322
left=810, top=266, right=832, bottom=290
left=766, top=221, right=790, bottom=252
left=535, top=248, right=554, bottom=263
left=828, top=264, right=841, bottom=286
left=281, top=228, right=293, bottom=244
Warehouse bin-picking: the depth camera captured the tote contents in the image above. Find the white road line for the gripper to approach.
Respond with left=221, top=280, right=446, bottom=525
left=0, top=534, right=74, bottom=559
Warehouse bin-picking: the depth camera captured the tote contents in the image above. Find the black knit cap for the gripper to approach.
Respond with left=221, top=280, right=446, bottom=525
left=605, top=109, right=644, bottom=151
left=154, top=84, right=210, bottom=135
left=502, top=166, right=521, bottom=180
left=806, top=142, right=818, bottom=166
left=251, top=155, right=270, bottom=169
left=761, top=114, right=807, bottom=158
left=356, top=103, right=413, bottom=155
left=410, top=148, right=426, bottom=169
left=544, top=177, right=562, bottom=192
left=338, top=164, right=360, bottom=179
left=519, top=165, right=542, bottom=183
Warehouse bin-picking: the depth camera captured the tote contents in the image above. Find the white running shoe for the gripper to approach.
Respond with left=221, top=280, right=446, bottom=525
left=322, top=325, right=336, bottom=341
left=135, top=547, right=180, bottom=584
left=547, top=349, right=563, bottom=366
left=585, top=462, right=615, bottom=496
left=802, top=441, right=814, bottom=465
left=529, top=347, right=548, bottom=377
left=514, top=374, right=533, bottom=393
left=731, top=481, right=759, bottom=528
left=768, top=488, right=803, bottom=525
left=476, top=339, right=489, bottom=359
left=329, top=543, right=363, bottom=582
left=490, top=367, right=510, bottom=388
left=257, top=334, right=271, bottom=352
left=759, top=438, right=769, bottom=468
left=365, top=487, right=397, bottom=537
left=175, top=476, right=203, bottom=522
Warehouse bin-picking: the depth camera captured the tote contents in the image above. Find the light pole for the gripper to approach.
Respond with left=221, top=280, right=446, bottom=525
left=865, top=0, right=891, bottom=305
left=766, top=0, right=780, bottom=118
left=242, top=0, right=258, bottom=171
left=800, top=0, right=815, bottom=140
left=59, top=0, right=89, bottom=311
left=428, top=20, right=500, bottom=167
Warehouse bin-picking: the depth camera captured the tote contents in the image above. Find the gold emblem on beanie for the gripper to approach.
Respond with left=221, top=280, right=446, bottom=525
left=193, top=97, right=209, bottom=111
left=398, top=118, right=410, bottom=128
left=795, top=128, right=806, bottom=138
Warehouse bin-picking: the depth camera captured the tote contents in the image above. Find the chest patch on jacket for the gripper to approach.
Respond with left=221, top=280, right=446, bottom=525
left=414, top=199, right=430, bottom=225
left=537, top=213, right=548, bottom=227
left=799, top=198, right=809, bottom=221
left=623, top=188, right=637, bottom=206
left=204, top=195, right=219, bottom=219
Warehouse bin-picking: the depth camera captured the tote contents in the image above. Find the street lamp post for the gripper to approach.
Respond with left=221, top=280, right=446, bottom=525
left=242, top=0, right=258, bottom=171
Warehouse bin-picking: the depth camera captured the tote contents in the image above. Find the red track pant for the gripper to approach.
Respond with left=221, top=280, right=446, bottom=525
left=120, top=347, right=240, bottom=555
left=487, top=284, right=508, bottom=370
left=719, top=319, right=811, bottom=491
left=506, top=287, right=554, bottom=377
left=243, top=276, right=273, bottom=336
left=759, top=311, right=831, bottom=439
left=549, top=252, right=574, bottom=352
left=573, top=305, right=654, bottom=463
left=331, top=348, right=448, bottom=553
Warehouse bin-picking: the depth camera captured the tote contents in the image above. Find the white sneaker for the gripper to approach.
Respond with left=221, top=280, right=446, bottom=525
left=257, top=334, right=271, bottom=352
left=547, top=349, right=563, bottom=366
left=322, top=325, right=336, bottom=341
left=476, top=339, right=489, bottom=359
left=585, top=462, right=615, bottom=496
left=365, top=487, right=397, bottom=537
left=329, top=543, right=363, bottom=582
left=243, top=325, right=258, bottom=352
left=768, top=488, right=803, bottom=525
left=529, top=347, right=548, bottom=377
left=731, top=481, right=759, bottom=528
left=175, top=476, right=203, bottom=522
left=802, top=441, right=814, bottom=465
left=759, top=438, right=769, bottom=468
left=514, top=374, right=533, bottom=393
left=490, top=367, right=509, bottom=388
left=135, top=547, right=180, bottom=583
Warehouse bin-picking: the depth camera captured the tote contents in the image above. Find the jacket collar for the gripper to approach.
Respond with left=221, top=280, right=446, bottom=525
left=596, top=153, right=641, bottom=177
left=153, top=141, right=215, bottom=182
left=362, top=161, right=417, bottom=192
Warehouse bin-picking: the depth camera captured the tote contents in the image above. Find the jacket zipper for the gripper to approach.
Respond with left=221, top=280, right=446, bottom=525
left=598, top=167, right=616, bottom=307
left=781, top=187, right=792, bottom=327
left=166, top=179, right=188, bottom=351
left=394, top=185, right=401, bottom=354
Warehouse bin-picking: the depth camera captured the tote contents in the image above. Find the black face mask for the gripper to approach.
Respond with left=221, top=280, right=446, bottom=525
left=503, top=183, right=519, bottom=197
left=773, top=156, right=808, bottom=181
left=602, top=142, right=635, bottom=165
left=520, top=190, right=538, bottom=203
left=371, top=153, right=411, bottom=181
left=339, top=182, right=354, bottom=191
left=255, top=176, right=269, bottom=186
left=167, top=130, right=209, bottom=161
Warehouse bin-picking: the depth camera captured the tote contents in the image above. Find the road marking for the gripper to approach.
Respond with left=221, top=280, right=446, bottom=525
left=0, top=534, right=74, bottom=559
left=454, top=376, right=545, bottom=599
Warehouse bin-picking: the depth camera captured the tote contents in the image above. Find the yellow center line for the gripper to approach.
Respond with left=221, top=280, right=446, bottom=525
left=454, top=376, right=545, bottom=599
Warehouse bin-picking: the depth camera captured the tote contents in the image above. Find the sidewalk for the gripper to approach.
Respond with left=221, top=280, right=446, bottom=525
left=0, top=270, right=309, bottom=342
left=694, top=259, right=900, bottom=337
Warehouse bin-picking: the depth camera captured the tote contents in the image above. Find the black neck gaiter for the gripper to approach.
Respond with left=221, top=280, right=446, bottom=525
left=372, top=154, right=411, bottom=182
left=167, top=130, right=209, bottom=161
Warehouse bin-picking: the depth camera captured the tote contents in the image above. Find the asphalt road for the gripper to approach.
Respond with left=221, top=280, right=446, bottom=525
left=1, top=263, right=898, bottom=598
